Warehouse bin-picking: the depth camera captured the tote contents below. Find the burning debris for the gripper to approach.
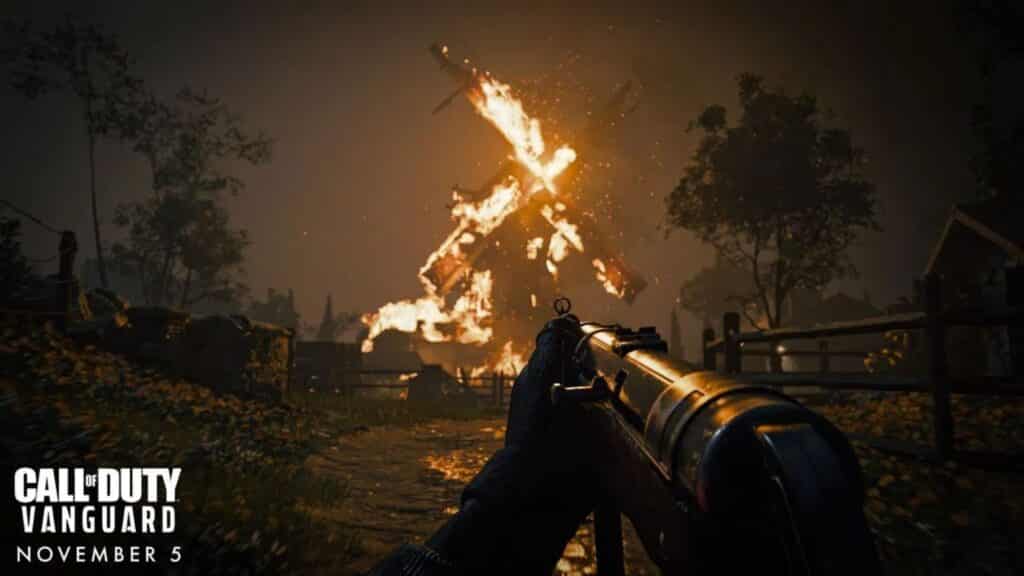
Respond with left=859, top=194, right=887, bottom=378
left=361, top=43, right=646, bottom=372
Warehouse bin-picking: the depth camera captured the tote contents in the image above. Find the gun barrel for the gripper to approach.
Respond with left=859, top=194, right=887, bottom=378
left=580, top=323, right=880, bottom=574
left=583, top=325, right=805, bottom=492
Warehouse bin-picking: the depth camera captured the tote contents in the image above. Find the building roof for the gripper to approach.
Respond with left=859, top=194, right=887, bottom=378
left=361, top=329, right=423, bottom=371
left=925, top=195, right=1024, bottom=276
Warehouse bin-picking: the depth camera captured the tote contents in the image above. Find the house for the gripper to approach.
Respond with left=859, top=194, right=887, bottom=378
left=362, top=329, right=424, bottom=372
left=294, top=340, right=363, bottom=393
left=924, top=195, right=1022, bottom=376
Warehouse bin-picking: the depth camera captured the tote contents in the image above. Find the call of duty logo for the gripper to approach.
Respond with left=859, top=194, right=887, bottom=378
left=13, top=467, right=183, bottom=565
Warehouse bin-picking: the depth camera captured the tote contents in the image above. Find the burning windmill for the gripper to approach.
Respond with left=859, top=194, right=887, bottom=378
left=360, top=43, right=646, bottom=373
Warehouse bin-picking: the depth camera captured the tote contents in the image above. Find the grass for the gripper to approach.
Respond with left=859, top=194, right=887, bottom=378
left=0, top=320, right=492, bottom=575
left=813, top=391, right=1024, bottom=575
left=284, top=386, right=502, bottom=429
left=10, top=318, right=1017, bottom=574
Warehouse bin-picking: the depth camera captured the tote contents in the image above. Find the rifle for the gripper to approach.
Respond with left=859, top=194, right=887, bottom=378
left=548, top=298, right=880, bottom=575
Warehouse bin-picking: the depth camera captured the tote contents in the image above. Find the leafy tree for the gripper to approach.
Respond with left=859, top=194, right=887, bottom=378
left=111, top=87, right=271, bottom=309
left=176, top=194, right=249, bottom=308
left=678, top=252, right=756, bottom=328
left=0, top=215, right=33, bottom=304
left=3, top=17, right=141, bottom=289
left=112, top=189, right=249, bottom=309
left=248, top=288, right=301, bottom=330
left=666, top=74, right=879, bottom=330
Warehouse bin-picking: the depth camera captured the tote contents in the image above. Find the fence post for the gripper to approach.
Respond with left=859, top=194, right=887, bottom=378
left=723, top=312, right=741, bottom=374
left=770, top=340, right=783, bottom=373
left=925, top=273, right=953, bottom=459
left=819, top=340, right=830, bottom=374
left=284, top=329, right=295, bottom=394
left=702, top=327, right=717, bottom=371
left=492, top=372, right=501, bottom=408
left=56, top=230, right=78, bottom=332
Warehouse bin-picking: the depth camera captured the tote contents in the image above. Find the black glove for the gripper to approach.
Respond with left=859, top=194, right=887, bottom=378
left=419, top=315, right=597, bottom=575
left=504, top=314, right=584, bottom=449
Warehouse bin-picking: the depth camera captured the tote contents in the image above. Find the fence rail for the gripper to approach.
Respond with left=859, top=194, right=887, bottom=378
left=702, top=273, right=1022, bottom=459
left=322, top=368, right=514, bottom=407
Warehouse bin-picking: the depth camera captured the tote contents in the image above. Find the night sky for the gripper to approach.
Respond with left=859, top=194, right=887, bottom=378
left=1, top=1, right=981, bottom=356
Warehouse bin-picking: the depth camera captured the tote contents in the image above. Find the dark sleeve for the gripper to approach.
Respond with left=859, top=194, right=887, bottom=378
left=364, top=543, right=459, bottom=576
left=369, top=325, right=597, bottom=575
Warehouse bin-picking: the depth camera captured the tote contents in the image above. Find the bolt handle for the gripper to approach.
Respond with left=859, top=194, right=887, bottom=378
left=551, top=376, right=610, bottom=405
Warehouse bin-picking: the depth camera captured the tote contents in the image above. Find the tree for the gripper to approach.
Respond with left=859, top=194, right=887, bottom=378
left=111, top=87, right=271, bottom=309
left=665, top=74, right=879, bottom=330
left=112, top=189, right=249, bottom=309
left=678, top=251, right=756, bottom=328
left=176, top=195, right=249, bottom=308
left=3, top=17, right=141, bottom=289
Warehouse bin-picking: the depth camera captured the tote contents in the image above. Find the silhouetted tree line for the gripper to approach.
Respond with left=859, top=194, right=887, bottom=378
left=2, top=16, right=272, bottom=311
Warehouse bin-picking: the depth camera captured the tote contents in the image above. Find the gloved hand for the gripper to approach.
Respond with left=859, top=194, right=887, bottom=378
left=504, top=314, right=585, bottom=449
left=418, top=314, right=598, bottom=575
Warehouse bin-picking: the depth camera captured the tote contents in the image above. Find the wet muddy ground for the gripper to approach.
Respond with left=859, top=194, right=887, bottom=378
left=305, top=418, right=658, bottom=574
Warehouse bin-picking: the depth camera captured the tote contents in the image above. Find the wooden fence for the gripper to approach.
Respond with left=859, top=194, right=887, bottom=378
left=702, top=274, right=1022, bottom=459
left=335, top=368, right=514, bottom=408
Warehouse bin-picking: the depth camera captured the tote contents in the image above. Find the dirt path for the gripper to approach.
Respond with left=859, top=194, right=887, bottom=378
left=305, top=418, right=656, bottom=575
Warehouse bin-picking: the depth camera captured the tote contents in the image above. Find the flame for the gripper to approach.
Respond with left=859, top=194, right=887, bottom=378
left=592, top=258, right=627, bottom=298
left=362, top=64, right=578, bottom=352
left=361, top=270, right=493, bottom=352
left=472, top=78, right=577, bottom=194
left=450, top=178, right=524, bottom=236
left=495, top=340, right=527, bottom=375
left=525, top=237, right=544, bottom=260
left=470, top=340, right=527, bottom=379
left=539, top=204, right=584, bottom=279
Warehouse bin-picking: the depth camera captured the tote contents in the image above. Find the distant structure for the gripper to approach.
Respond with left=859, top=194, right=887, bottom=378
left=362, top=330, right=423, bottom=373
left=247, top=287, right=300, bottom=331
left=293, top=340, right=362, bottom=393
left=776, top=291, right=884, bottom=373
left=317, top=293, right=337, bottom=341
left=925, top=196, right=1022, bottom=376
